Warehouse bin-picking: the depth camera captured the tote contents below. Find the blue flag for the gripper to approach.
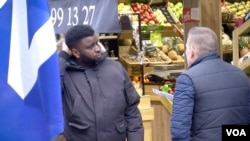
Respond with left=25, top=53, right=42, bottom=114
left=0, top=0, right=64, bottom=141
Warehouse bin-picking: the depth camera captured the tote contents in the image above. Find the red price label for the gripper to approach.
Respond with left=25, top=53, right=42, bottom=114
left=183, top=8, right=199, bottom=23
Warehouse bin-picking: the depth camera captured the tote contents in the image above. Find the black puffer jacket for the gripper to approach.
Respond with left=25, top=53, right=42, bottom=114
left=59, top=51, right=144, bottom=141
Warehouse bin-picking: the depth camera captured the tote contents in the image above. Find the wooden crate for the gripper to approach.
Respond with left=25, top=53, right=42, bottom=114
left=119, top=46, right=151, bottom=68
left=119, top=46, right=172, bottom=69
left=148, top=47, right=172, bottom=66
left=171, top=60, right=185, bottom=65
left=126, top=66, right=154, bottom=76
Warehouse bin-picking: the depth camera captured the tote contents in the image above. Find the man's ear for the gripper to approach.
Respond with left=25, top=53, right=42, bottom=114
left=190, top=47, right=195, bottom=58
left=71, top=48, right=80, bottom=58
left=191, top=46, right=198, bottom=59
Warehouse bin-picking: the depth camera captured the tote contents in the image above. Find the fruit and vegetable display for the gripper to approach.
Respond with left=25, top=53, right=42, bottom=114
left=144, top=74, right=177, bottom=94
left=118, top=2, right=159, bottom=26
left=152, top=9, right=170, bottom=25
left=160, top=37, right=185, bottom=62
left=151, top=4, right=177, bottom=25
left=119, top=44, right=172, bottom=66
left=158, top=76, right=177, bottom=94
left=168, top=2, right=183, bottom=22
left=119, top=37, right=185, bottom=67
left=118, top=2, right=134, bottom=14
left=239, top=37, right=250, bottom=57
left=120, top=54, right=169, bottom=63
left=221, top=1, right=250, bottom=22
left=118, top=1, right=183, bottom=26
left=118, top=1, right=184, bottom=64
left=130, top=2, right=159, bottom=25
left=131, top=74, right=177, bottom=95
left=222, top=31, right=233, bottom=50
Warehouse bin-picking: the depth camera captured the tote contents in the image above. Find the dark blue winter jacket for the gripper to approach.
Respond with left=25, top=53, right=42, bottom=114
left=171, top=52, right=250, bottom=141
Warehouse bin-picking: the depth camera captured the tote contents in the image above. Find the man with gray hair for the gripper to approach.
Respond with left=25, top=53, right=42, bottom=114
left=170, top=26, right=250, bottom=141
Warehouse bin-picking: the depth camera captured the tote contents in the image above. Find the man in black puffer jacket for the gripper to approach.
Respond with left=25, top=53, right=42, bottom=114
left=58, top=25, right=144, bottom=141
left=171, top=27, right=250, bottom=141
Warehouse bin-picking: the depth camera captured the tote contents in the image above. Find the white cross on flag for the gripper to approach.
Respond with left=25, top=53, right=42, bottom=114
left=0, top=0, right=63, bottom=140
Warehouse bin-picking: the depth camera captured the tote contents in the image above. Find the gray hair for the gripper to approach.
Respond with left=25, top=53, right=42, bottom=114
left=187, top=27, right=218, bottom=55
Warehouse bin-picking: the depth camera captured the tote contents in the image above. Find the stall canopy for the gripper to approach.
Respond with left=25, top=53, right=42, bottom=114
left=48, top=0, right=121, bottom=34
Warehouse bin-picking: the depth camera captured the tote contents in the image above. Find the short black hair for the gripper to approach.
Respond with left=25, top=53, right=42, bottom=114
left=65, top=25, right=95, bottom=49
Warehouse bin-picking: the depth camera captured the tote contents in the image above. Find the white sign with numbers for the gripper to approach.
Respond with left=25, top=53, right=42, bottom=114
left=48, top=0, right=121, bottom=34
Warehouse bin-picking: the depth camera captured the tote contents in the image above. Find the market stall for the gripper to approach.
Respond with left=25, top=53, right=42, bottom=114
left=120, top=0, right=250, bottom=141
left=50, top=0, right=250, bottom=140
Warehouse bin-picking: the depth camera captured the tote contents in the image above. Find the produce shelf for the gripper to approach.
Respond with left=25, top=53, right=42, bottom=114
left=150, top=3, right=177, bottom=24
left=232, top=19, right=250, bottom=68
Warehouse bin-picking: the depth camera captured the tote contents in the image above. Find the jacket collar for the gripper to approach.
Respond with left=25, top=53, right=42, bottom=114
left=188, top=51, right=220, bottom=69
left=66, top=53, right=107, bottom=71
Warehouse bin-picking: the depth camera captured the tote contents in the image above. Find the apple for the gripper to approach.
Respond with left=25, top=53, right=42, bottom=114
left=133, top=7, right=138, bottom=11
left=144, top=11, right=149, bottom=16
left=137, top=4, right=141, bottom=9
left=140, top=14, right=145, bottom=19
left=169, top=2, right=174, bottom=8
left=139, top=9, right=144, bottom=14
left=148, top=20, right=155, bottom=25
left=149, top=11, right=154, bottom=15
left=143, top=18, right=149, bottom=24
left=146, top=14, right=151, bottom=20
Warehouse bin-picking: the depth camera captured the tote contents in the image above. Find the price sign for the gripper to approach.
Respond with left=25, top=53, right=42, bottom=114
left=183, top=7, right=200, bottom=23
left=48, top=0, right=121, bottom=34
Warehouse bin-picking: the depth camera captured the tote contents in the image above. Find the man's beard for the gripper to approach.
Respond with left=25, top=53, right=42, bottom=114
left=79, top=53, right=99, bottom=66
